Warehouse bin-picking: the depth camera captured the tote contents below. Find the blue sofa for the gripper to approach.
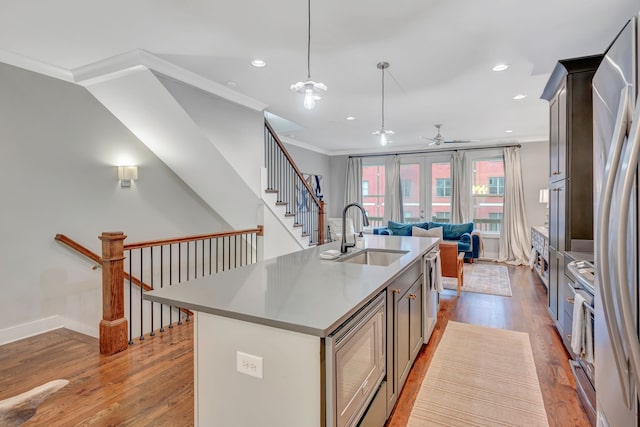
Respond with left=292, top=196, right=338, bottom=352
left=373, top=221, right=482, bottom=262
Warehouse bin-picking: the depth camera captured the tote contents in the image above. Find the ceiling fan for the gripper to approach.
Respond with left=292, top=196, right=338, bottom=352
left=420, top=124, right=475, bottom=146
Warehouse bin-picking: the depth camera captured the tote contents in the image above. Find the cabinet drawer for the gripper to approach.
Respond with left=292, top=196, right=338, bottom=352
left=387, top=260, right=421, bottom=296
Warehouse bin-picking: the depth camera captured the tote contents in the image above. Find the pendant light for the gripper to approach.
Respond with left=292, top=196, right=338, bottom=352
left=290, top=0, right=326, bottom=110
left=372, top=62, right=393, bottom=145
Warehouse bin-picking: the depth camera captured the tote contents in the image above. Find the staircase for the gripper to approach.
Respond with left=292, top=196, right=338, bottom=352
left=73, top=50, right=322, bottom=254
left=263, top=121, right=324, bottom=247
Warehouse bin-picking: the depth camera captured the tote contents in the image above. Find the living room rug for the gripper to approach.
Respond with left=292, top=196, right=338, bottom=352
left=407, top=321, right=548, bottom=427
left=442, top=262, right=512, bottom=297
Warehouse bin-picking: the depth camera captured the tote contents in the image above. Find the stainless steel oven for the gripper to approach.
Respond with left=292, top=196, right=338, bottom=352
left=326, top=291, right=386, bottom=427
left=567, top=260, right=596, bottom=426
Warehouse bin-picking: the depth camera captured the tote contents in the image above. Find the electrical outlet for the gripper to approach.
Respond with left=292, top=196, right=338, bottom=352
left=236, top=351, right=263, bottom=379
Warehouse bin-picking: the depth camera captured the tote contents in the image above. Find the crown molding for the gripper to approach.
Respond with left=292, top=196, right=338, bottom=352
left=72, top=50, right=268, bottom=112
left=0, top=49, right=268, bottom=113
left=0, top=49, right=74, bottom=82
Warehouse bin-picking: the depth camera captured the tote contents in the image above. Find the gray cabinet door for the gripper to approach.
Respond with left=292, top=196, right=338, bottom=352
left=396, top=289, right=411, bottom=391
left=549, top=247, right=559, bottom=322
left=409, top=279, right=424, bottom=361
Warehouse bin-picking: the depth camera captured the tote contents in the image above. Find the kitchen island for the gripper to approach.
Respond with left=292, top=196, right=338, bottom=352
left=144, top=234, right=438, bottom=427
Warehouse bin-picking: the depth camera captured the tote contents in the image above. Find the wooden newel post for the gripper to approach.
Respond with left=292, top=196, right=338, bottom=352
left=99, top=232, right=128, bottom=355
left=318, top=200, right=325, bottom=244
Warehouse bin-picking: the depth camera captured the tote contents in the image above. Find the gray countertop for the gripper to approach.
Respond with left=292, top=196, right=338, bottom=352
left=143, top=235, right=438, bottom=337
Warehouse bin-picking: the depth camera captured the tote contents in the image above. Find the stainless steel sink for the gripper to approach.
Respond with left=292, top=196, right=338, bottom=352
left=338, top=249, right=409, bottom=266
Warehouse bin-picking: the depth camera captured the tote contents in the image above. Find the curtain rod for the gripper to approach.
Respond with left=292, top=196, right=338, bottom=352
left=348, top=143, right=522, bottom=158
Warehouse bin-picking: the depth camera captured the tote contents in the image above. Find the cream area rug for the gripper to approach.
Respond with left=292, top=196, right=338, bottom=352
left=442, top=262, right=512, bottom=297
left=408, top=321, right=548, bottom=426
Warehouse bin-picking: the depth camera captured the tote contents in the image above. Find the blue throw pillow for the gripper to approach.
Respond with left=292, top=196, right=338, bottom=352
left=460, top=232, right=472, bottom=243
left=387, top=221, right=413, bottom=236
left=379, top=229, right=393, bottom=235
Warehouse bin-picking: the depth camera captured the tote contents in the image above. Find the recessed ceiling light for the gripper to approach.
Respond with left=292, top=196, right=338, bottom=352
left=513, top=94, right=527, bottom=100
left=346, top=116, right=356, bottom=121
left=492, top=63, right=510, bottom=72
left=225, top=81, right=238, bottom=87
left=250, top=59, right=267, bottom=68
left=505, top=129, right=513, bottom=133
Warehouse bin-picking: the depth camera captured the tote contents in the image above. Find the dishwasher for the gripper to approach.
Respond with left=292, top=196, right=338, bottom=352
left=423, top=247, right=441, bottom=344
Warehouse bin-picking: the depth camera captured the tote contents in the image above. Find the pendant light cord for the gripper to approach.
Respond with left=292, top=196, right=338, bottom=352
left=307, top=0, right=311, bottom=80
left=381, top=66, right=385, bottom=129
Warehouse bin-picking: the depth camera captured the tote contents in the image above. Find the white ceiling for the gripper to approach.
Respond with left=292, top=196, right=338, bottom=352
left=2, top=0, right=638, bottom=154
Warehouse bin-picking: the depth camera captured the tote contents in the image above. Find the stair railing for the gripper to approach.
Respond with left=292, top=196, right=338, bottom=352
left=264, top=120, right=324, bottom=245
left=56, top=226, right=263, bottom=355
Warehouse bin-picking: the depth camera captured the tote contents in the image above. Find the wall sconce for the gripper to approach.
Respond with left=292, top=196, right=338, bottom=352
left=539, top=188, right=549, bottom=225
left=539, top=188, right=549, bottom=206
left=118, top=166, right=138, bottom=188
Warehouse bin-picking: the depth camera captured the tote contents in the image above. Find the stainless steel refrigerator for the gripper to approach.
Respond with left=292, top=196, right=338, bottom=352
left=593, top=13, right=640, bottom=427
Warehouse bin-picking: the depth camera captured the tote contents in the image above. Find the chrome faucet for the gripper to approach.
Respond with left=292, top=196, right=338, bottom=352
left=341, top=203, right=370, bottom=253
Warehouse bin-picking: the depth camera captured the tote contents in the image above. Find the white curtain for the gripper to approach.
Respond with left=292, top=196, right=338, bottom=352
left=451, top=151, right=469, bottom=223
left=499, top=146, right=531, bottom=265
left=344, top=157, right=363, bottom=231
left=383, top=156, right=404, bottom=223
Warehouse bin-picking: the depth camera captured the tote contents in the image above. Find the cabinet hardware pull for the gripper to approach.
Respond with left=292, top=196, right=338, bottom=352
left=409, top=294, right=417, bottom=299
left=391, top=289, right=400, bottom=294
left=567, top=334, right=572, bottom=340
left=567, top=297, right=575, bottom=304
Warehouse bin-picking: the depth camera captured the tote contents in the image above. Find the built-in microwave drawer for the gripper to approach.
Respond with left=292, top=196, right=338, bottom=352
left=327, top=292, right=386, bottom=427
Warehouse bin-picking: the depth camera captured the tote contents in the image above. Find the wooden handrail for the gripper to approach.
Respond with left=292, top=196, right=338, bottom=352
left=55, top=234, right=101, bottom=265
left=55, top=233, right=153, bottom=292
left=265, top=120, right=322, bottom=208
left=123, top=226, right=264, bottom=250
left=265, top=120, right=325, bottom=243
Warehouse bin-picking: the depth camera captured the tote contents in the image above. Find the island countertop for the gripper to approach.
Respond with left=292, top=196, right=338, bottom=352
left=143, top=234, right=438, bottom=337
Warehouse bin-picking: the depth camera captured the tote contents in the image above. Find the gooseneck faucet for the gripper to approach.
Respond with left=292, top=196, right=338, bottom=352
left=341, top=203, right=370, bottom=253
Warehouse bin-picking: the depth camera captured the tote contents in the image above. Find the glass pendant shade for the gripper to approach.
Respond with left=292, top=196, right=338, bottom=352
left=290, top=0, right=326, bottom=109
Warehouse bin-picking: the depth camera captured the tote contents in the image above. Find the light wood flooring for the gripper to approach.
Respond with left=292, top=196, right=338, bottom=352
left=0, top=264, right=589, bottom=426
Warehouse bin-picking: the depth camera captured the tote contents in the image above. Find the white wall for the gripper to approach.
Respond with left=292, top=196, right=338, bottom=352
left=159, top=75, right=264, bottom=196
left=520, top=141, right=550, bottom=230
left=0, top=62, right=227, bottom=342
left=328, top=155, right=349, bottom=218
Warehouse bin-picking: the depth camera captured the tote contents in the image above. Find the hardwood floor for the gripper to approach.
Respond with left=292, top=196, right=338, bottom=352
left=0, top=264, right=589, bottom=426
left=387, top=263, right=591, bottom=426
left=0, top=323, right=194, bottom=426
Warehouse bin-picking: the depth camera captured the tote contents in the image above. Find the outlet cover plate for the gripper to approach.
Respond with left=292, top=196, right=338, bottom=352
left=236, top=351, right=263, bottom=379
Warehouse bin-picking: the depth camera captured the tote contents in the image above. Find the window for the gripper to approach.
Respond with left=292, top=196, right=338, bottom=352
left=362, top=181, right=369, bottom=196
left=488, top=177, right=504, bottom=195
left=471, top=157, right=504, bottom=234
left=400, top=163, right=421, bottom=222
left=401, top=179, right=411, bottom=198
left=488, top=212, right=503, bottom=232
left=435, top=178, right=451, bottom=197
left=362, top=163, right=385, bottom=227
left=431, top=162, right=452, bottom=222
left=434, top=211, right=451, bottom=222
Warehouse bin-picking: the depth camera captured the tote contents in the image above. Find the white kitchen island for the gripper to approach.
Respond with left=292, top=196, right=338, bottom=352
left=144, top=235, right=438, bottom=427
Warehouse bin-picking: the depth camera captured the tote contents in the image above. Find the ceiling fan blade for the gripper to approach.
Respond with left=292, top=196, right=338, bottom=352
left=419, top=136, right=436, bottom=142
left=443, top=139, right=477, bottom=144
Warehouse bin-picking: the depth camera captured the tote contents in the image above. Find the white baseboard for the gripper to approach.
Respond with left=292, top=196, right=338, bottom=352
left=0, top=316, right=98, bottom=346
left=60, top=316, right=99, bottom=338
left=0, top=316, right=65, bottom=346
